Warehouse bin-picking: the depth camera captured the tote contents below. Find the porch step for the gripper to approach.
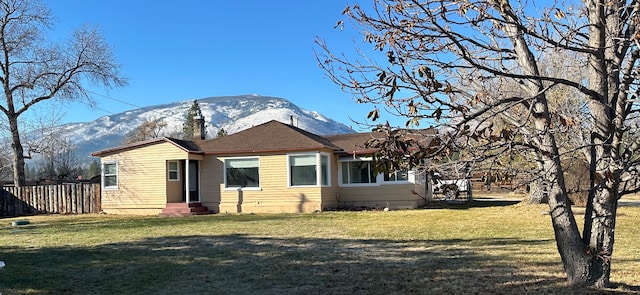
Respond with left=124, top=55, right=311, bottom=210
left=159, top=202, right=213, bottom=217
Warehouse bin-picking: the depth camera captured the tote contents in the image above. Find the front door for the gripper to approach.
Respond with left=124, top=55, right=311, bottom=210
left=188, top=161, right=199, bottom=202
left=181, top=160, right=200, bottom=203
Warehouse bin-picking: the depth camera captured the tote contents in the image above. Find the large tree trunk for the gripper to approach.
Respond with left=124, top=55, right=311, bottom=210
left=498, top=1, right=593, bottom=284
left=546, top=182, right=591, bottom=284
left=581, top=0, right=622, bottom=287
left=540, top=148, right=590, bottom=284
left=583, top=181, right=618, bottom=287
left=8, top=114, right=26, bottom=187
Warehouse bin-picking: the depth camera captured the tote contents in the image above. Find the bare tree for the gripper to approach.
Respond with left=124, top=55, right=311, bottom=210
left=0, top=152, right=12, bottom=181
left=125, top=117, right=168, bottom=143
left=35, top=139, right=83, bottom=181
left=316, top=0, right=640, bottom=288
left=0, top=0, right=126, bottom=187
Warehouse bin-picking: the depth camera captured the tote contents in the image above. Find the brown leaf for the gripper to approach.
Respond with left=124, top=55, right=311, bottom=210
left=443, top=82, right=454, bottom=94
left=367, top=109, right=380, bottom=121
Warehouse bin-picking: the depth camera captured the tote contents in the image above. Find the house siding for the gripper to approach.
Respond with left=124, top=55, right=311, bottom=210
left=198, top=151, right=425, bottom=213
left=99, top=142, right=192, bottom=215
left=337, top=183, right=425, bottom=209
left=203, top=153, right=324, bottom=213
left=319, top=155, right=341, bottom=209
left=198, top=156, right=223, bottom=212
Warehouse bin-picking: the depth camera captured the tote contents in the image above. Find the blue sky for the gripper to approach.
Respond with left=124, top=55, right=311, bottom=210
left=44, top=0, right=400, bottom=130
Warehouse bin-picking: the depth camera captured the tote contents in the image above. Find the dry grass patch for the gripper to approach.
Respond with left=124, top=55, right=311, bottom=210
left=0, top=203, right=638, bottom=294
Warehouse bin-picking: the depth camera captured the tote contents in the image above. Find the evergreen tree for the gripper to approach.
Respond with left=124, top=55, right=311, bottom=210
left=182, top=100, right=204, bottom=140
left=216, top=128, right=228, bottom=138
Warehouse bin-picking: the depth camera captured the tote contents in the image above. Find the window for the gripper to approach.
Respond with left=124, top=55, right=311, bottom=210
left=290, top=155, right=317, bottom=186
left=341, top=161, right=377, bottom=184
left=225, top=158, right=259, bottom=188
left=168, top=161, right=179, bottom=181
left=288, top=154, right=330, bottom=187
left=103, top=162, right=118, bottom=189
left=384, top=169, right=409, bottom=182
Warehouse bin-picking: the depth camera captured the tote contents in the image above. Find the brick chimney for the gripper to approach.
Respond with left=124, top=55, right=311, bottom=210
left=193, top=112, right=206, bottom=140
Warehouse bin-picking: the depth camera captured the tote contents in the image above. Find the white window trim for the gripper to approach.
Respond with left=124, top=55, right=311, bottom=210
left=223, top=156, right=261, bottom=190
left=102, top=161, right=119, bottom=190
left=287, top=152, right=331, bottom=188
left=338, top=158, right=379, bottom=187
left=382, top=169, right=416, bottom=185
left=168, top=161, right=180, bottom=181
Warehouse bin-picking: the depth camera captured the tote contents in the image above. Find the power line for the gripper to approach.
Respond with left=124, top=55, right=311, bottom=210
left=75, top=99, right=115, bottom=115
left=81, top=91, right=194, bottom=122
left=87, top=90, right=143, bottom=109
left=85, top=91, right=185, bottom=120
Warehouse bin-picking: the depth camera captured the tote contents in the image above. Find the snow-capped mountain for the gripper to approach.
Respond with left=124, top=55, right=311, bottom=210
left=57, top=95, right=353, bottom=161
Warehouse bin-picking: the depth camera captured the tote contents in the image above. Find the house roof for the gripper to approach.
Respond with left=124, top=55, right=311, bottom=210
left=91, top=136, right=202, bottom=157
left=194, top=120, right=342, bottom=154
left=91, top=119, right=438, bottom=158
left=324, top=128, right=438, bottom=156
left=323, top=132, right=385, bottom=155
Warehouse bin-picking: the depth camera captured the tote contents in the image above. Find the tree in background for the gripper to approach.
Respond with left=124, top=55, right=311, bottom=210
left=0, top=153, right=13, bottom=181
left=182, top=100, right=204, bottom=140
left=34, top=139, right=83, bottom=181
left=87, top=160, right=99, bottom=179
left=125, top=118, right=168, bottom=143
left=0, top=0, right=126, bottom=187
left=216, top=127, right=228, bottom=138
left=317, top=0, right=640, bottom=288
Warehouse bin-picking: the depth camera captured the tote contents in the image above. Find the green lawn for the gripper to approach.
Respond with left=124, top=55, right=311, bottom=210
left=1, top=202, right=639, bottom=294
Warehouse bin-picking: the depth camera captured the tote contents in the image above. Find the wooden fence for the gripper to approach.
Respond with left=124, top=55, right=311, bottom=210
left=0, top=183, right=101, bottom=217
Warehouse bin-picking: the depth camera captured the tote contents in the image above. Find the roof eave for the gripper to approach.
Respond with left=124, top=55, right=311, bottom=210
left=91, top=137, right=201, bottom=157
left=205, top=145, right=341, bottom=156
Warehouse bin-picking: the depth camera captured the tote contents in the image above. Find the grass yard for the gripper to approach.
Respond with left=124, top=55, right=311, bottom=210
left=1, top=202, right=639, bottom=294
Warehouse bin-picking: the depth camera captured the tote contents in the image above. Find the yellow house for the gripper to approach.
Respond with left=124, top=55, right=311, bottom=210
left=91, top=120, right=433, bottom=216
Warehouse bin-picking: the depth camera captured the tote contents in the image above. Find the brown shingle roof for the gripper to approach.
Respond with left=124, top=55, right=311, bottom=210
left=323, top=132, right=385, bottom=155
left=325, top=128, right=438, bottom=155
left=91, top=120, right=438, bottom=158
left=194, top=120, right=342, bottom=154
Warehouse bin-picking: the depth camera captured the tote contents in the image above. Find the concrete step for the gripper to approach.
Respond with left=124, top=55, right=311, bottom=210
left=160, top=203, right=213, bottom=217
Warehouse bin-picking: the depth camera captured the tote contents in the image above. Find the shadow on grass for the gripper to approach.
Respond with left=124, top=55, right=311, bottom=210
left=2, top=234, right=634, bottom=295
left=8, top=213, right=316, bottom=235
left=424, top=199, right=522, bottom=210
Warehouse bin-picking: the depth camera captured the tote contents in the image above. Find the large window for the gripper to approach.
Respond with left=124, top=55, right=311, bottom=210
left=384, top=169, right=409, bottom=182
left=168, top=161, right=179, bottom=181
left=290, top=155, right=316, bottom=186
left=341, top=160, right=377, bottom=184
left=103, top=162, right=118, bottom=189
left=225, top=158, right=260, bottom=188
left=289, top=154, right=330, bottom=186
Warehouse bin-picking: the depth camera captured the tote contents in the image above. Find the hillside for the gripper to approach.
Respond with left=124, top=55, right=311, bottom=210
left=53, top=95, right=353, bottom=162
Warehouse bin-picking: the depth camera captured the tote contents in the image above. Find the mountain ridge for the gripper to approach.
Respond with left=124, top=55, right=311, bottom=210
left=54, top=95, right=353, bottom=162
